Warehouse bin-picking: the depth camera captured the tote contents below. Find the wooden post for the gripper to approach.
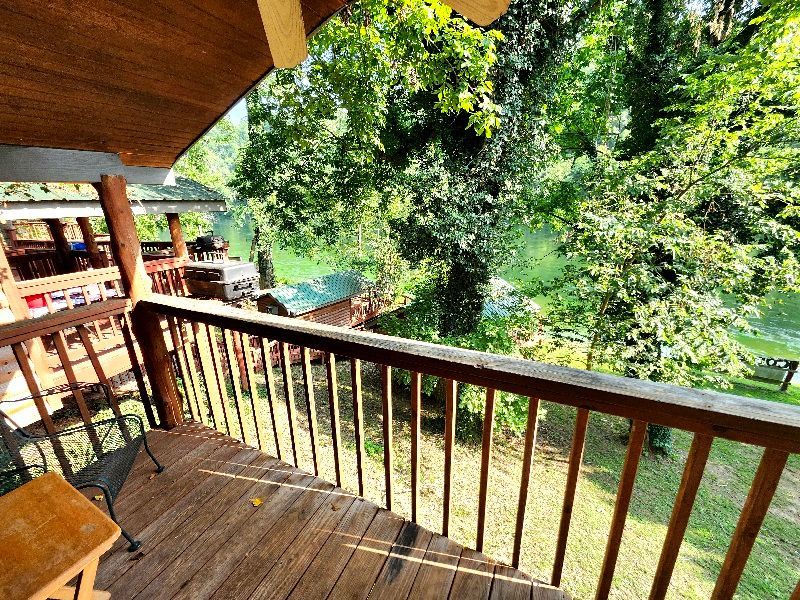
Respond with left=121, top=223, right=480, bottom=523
left=45, top=218, right=75, bottom=273
left=0, top=242, right=52, bottom=388
left=95, top=174, right=182, bottom=429
left=76, top=217, right=104, bottom=269
left=167, top=213, right=188, bottom=259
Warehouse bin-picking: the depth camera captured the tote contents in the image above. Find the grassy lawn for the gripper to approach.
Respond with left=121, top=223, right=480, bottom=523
left=173, top=357, right=799, bottom=600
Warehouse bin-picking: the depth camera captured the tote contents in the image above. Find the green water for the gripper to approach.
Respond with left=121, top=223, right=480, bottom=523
left=211, top=213, right=800, bottom=359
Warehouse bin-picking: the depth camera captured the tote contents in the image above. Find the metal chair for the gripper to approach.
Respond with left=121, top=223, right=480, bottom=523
left=0, top=382, right=164, bottom=551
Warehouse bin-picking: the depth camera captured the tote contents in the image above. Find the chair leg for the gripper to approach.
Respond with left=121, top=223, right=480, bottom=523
left=97, top=485, right=142, bottom=552
left=142, top=435, right=165, bottom=473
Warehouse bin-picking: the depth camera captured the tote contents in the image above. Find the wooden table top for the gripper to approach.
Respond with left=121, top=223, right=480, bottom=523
left=0, top=472, right=120, bottom=600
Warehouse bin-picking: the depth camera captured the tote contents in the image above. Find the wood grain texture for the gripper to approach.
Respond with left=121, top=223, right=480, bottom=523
left=443, top=379, right=457, bottom=537
left=411, top=370, right=422, bottom=523
left=142, top=295, right=800, bottom=453
left=326, top=352, right=344, bottom=487
left=711, top=448, right=790, bottom=600
left=650, top=433, right=713, bottom=600
left=280, top=341, right=299, bottom=466
left=513, top=397, right=541, bottom=568
left=301, top=346, right=321, bottom=475
left=596, top=419, right=648, bottom=599
left=443, top=0, right=512, bottom=26
left=256, top=0, right=308, bottom=68
left=352, top=357, right=367, bottom=497
left=449, top=548, right=495, bottom=600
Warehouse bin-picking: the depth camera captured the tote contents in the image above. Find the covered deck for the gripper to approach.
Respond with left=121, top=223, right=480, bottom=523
left=94, top=422, right=563, bottom=600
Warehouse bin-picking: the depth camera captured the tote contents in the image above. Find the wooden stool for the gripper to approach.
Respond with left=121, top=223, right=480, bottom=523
left=0, top=472, right=120, bottom=600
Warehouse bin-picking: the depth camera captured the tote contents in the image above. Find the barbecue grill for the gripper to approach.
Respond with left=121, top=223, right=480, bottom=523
left=183, top=260, right=259, bottom=301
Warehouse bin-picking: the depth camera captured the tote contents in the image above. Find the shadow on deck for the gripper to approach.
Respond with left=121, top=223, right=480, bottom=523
left=91, top=422, right=568, bottom=600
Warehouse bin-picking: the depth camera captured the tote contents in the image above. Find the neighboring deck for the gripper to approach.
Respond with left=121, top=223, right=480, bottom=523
left=92, top=422, right=567, bottom=600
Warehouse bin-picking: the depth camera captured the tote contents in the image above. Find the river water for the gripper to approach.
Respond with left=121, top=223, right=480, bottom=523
left=210, top=213, right=800, bottom=359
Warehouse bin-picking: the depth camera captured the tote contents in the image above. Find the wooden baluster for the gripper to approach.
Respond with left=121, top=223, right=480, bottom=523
left=650, top=433, right=714, bottom=600
left=711, top=448, right=790, bottom=600
left=476, top=388, right=497, bottom=552
left=442, top=379, right=457, bottom=537
left=79, top=285, right=103, bottom=340
left=351, top=358, right=366, bottom=497
left=596, top=419, right=648, bottom=600
left=410, top=371, right=422, bottom=523
left=51, top=331, right=104, bottom=453
left=300, top=347, right=321, bottom=476
left=233, top=331, right=250, bottom=393
left=222, top=329, right=249, bottom=445
left=196, top=323, right=226, bottom=433
left=326, top=353, right=343, bottom=487
left=12, top=342, right=73, bottom=477
left=76, top=325, right=122, bottom=417
left=62, top=288, right=74, bottom=310
left=280, top=342, right=299, bottom=466
left=120, top=312, right=156, bottom=428
left=95, top=282, right=119, bottom=337
left=513, top=396, right=541, bottom=568
left=381, top=364, right=394, bottom=511
left=552, top=408, right=590, bottom=586
left=242, top=333, right=271, bottom=452
left=165, top=316, right=196, bottom=421
left=178, top=319, right=205, bottom=422
left=207, top=326, right=235, bottom=437
left=259, top=338, right=282, bottom=459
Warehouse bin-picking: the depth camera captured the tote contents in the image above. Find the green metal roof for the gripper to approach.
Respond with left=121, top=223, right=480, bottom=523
left=264, top=271, right=374, bottom=316
left=482, top=278, right=539, bottom=319
left=0, top=176, right=224, bottom=203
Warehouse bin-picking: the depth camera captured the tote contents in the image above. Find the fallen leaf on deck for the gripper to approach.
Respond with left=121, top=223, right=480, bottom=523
left=93, top=494, right=103, bottom=501
left=250, top=498, right=263, bottom=507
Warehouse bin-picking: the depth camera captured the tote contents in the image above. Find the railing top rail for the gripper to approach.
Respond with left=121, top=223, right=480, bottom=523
left=141, top=294, right=800, bottom=453
left=15, top=266, right=121, bottom=294
left=0, top=298, right=130, bottom=346
left=143, top=255, right=189, bottom=273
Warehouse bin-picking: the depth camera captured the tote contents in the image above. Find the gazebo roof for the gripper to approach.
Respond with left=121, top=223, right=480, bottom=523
left=261, top=271, right=374, bottom=316
left=0, top=177, right=226, bottom=219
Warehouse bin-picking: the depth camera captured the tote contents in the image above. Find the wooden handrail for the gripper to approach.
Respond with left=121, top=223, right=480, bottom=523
left=15, top=267, right=121, bottom=295
left=140, top=294, right=800, bottom=453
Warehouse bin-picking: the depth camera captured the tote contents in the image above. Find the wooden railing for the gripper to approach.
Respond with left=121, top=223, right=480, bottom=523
left=140, top=294, right=800, bottom=600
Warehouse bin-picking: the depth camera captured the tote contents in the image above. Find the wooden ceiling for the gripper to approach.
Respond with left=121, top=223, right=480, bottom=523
left=0, top=0, right=345, bottom=168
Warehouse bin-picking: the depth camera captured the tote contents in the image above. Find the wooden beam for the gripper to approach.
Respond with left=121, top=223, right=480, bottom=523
left=0, top=145, right=175, bottom=184
left=96, top=174, right=182, bottom=429
left=256, top=0, right=308, bottom=68
left=77, top=217, right=105, bottom=269
left=0, top=200, right=226, bottom=220
left=166, top=213, right=188, bottom=259
left=442, top=0, right=511, bottom=26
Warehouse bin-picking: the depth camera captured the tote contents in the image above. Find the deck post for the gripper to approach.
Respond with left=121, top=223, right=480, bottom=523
left=0, top=240, right=53, bottom=388
left=166, top=213, right=188, bottom=259
left=76, top=217, right=105, bottom=269
left=45, top=218, right=75, bottom=273
left=95, top=174, right=182, bottom=429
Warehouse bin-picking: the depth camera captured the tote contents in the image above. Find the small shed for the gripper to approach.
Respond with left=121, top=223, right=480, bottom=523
left=257, top=271, right=386, bottom=329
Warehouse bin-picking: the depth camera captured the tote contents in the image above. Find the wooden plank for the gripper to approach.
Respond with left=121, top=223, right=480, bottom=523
left=222, top=328, right=249, bottom=444
left=259, top=338, right=282, bottom=459
left=513, top=396, right=541, bottom=568
left=327, top=509, right=406, bottom=600
left=476, top=387, right=497, bottom=552
left=166, top=315, right=196, bottom=421
left=596, top=419, right=648, bottom=599
left=381, top=364, right=394, bottom=510
left=411, top=371, right=422, bottom=523
left=141, top=295, right=800, bottom=453
left=443, top=379, right=457, bottom=537
left=256, top=0, right=308, bottom=68
left=407, top=533, right=462, bottom=600
left=326, top=352, right=344, bottom=487
left=207, top=325, right=235, bottom=436
left=351, top=357, right=366, bottom=497
left=280, top=341, right=300, bottom=466
left=301, top=346, right=321, bottom=476
left=368, top=520, right=433, bottom=599
left=552, top=408, right=590, bottom=586
left=490, top=564, right=533, bottom=600
left=199, top=479, right=337, bottom=599
left=650, top=433, right=713, bottom=600
left=14, top=266, right=121, bottom=295
left=443, top=0, right=511, bottom=27
left=449, top=547, right=495, bottom=600
left=242, top=333, right=271, bottom=452
left=711, top=448, right=790, bottom=600
left=0, top=298, right=128, bottom=347
left=288, top=498, right=379, bottom=599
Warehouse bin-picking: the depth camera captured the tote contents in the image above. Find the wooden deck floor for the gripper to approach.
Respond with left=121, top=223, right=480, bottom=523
left=92, top=422, right=568, bottom=600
